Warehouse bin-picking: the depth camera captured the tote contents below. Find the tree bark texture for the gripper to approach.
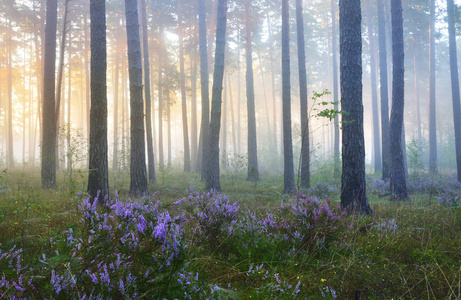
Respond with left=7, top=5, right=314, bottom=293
left=141, top=0, right=155, bottom=183
left=339, top=0, right=373, bottom=214
left=296, top=0, right=309, bottom=189
left=447, top=0, right=461, bottom=182
left=125, top=0, right=148, bottom=196
left=41, top=0, right=58, bottom=189
left=245, top=0, right=259, bottom=182
left=429, top=0, right=437, bottom=175
left=205, top=0, right=227, bottom=192
left=282, top=0, right=296, bottom=194
left=88, top=0, right=109, bottom=200
left=389, top=0, right=408, bottom=200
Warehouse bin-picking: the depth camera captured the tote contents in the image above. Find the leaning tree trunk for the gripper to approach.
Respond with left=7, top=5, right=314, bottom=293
left=205, top=0, right=228, bottom=192
left=389, top=0, right=407, bottom=200
left=41, top=0, right=58, bottom=189
left=378, top=0, right=390, bottom=181
left=447, top=0, right=461, bottom=182
left=296, top=0, right=309, bottom=189
left=339, top=0, right=373, bottom=214
left=125, top=0, right=148, bottom=196
left=365, top=0, right=382, bottom=174
left=198, top=0, right=210, bottom=179
left=428, top=0, right=437, bottom=175
left=282, top=0, right=296, bottom=194
left=88, top=0, right=109, bottom=201
left=141, top=0, right=155, bottom=183
left=178, top=0, right=191, bottom=172
left=244, top=0, right=259, bottom=182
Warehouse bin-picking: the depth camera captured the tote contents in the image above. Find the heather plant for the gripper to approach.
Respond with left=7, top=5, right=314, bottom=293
left=367, top=176, right=390, bottom=196
left=308, top=180, right=339, bottom=198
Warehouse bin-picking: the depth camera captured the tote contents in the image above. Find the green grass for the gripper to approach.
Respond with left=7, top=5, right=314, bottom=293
left=0, top=168, right=460, bottom=299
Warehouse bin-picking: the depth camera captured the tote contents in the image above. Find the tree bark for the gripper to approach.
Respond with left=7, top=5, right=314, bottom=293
left=158, top=18, right=164, bottom=168
left=296, top=0, right=309, bottom=188
left=389, top=0, right=407, bottom=200
left=339, top=0, right=373, bottom=214
left=428, top=0, right=437, bottom=175
left=205, top=0, right=228, bottom=192
left=365, top=0, right=382, bottom=174
left=447, top=0, right=461, bottom=182
left=141, top=0, right=155, bottom=183
left=113, top=45, right=120, bottom=171
left=178, top=0, right=191, bottom=172
left=244, top=0, right=259, bottom=182
left=191, top=56, right=198, bottom=169
left=331, top=0, right=340, bottom=178
left=282, top=0, right=296, bottom=194
left=88, top=0, right=109, bottom=200
left=125, top=0, right=148, bottom=196
left=378, top=0, right=390, bottom=181
left=41, top=0, right=58, bottom=189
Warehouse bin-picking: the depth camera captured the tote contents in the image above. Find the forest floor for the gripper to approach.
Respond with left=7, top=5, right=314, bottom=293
left=0, top=167, right=460, bottom=299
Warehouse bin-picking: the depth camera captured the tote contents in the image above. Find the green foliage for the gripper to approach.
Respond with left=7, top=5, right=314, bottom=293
left=407, top=137, right=424, bottom=176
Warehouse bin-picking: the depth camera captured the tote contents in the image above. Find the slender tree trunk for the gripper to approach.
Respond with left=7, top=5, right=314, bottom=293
left=429, top=0, right=437, bottom=175
left=141, top=0, right=155, bottom=183
left=237, top=29, right=242, bottom=155
left=191, top=56, right=198, bottom=169
left=221, top=70, right=227, bottom=169
left=167, top=92, right=171, bottom=164
left=7, top=21, right=14, bottom=168
left=389, top=0, right=407, bottom=200
left=67, top=31, right=72, bottom=173
left=244, top=0, right=259, bottom=181
left=125, top=0, right=148, bottom=196
left=366, top=0, right=382, bottom=174
left=447, top=0, right=461, bottom=182
left=296, top=0, right=309, bottom=188
left=88, top=0, right=109, bottom=200
left=113, top=47, right=120, bottom=171
left=331, top=0, right=340, bottom=177
left=227, top=71, right=237, bottom=154
left=177, top=0, right=191, bottom=172
left=378, top=0, right=390, bottom=180
left=84, top=14, right=90, bottom=141
left=414, top=54, right=422, bottom=145
left=121, top=53, right=127, bottom=170
left=41, top=0, right=58, bottom=189
left=282, top=0, right=296, bottom=194
left=205, top=0, right=227, bottom=191
left=339, top=0, right=373, bottom=214
left=158, top=18, right=164, bottom=168
left=199, top=0, right=210, bottom=178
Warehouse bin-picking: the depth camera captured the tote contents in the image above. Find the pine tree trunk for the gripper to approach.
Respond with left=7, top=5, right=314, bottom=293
left=389, top=0, right=407, bottom=200
left=205, top=0, right=228, bottom=192
left=428, top=0, right=437, bottom=175
left=178, top=0, right=191, bottom=172
left=158, top=18, right=164, bottom=168
left=339, top=0, right=373, bottom=214
left=282, top=0, right=296, bottom=194
left=447, top=0, right=461, bottom=182
left=244, top=0, right=259, bottom=182
left=7, top=21, right=14, bottom=168
left=221, top=70, right=227, bottom=169
left=296, top=0, right=309, bottom=188
left=198, top=0, right=210, bottom=179
left=125, top=0, right=148, bottom=196
left=365, top=0, right=382, bottom=174
left=227, top=72, right=237, bottom=154
left=113, top=47, right=119, bottom=171
left=191, top=56, right=198, bottom=169
left=378, top=0, right=390, bottom=181
left=41, top=0, right=58, bottom=189
left=141, top=0, right=155, bottom=183
left=88, top=0, right=109, bottom=200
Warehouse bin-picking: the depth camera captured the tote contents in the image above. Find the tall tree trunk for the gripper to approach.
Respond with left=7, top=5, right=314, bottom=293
left=191, top=56, right=198, bottom=169
left=178, top=0, right=191, bottom=172
left=378, top=0, right=390, bottom=180
left=125, top=0, right=148, bottom=196
left=67, top=31, right=72, bottom=173
left=41, top=0, right=58, bottom=189
left=167, top=91, right=171, bottom=164
left=113, top=46, right=120, bottom=171
left=282, top=0, right=296, bottom=194
left=199, top=0, right=210, bottom=179
left=365, top=0, right=382, bottom=174
left=88, top=0, right=109, bottom=200
left=7, top=21, right=14, bottom=168
left=244, top=0, right=259, bottom=182
left=414, top=54, right=422, bottom=144
left=227, top=71, right=236, bottom=154
left=158, top=18, right=164, bottom=168
left=296, top=0, right=309, bottom=188
left=121, top=53, right=127, bottom=170
left=428, top=0, right=437, bottom=175
left=84, top=13, right=90, bottom=141
left=221, top=70, right=227, bottom=169
left=237, top=29, right=242, bottom=155
left=205, top=0, right=227, bottom=191
left=141, top=0, right=155, bottom=183
left=331, top=0, right=340, bottom=177
left=267, top=16, right=278, bottom=155
left=339, top=0, right=373, bottom=214
left=389, top=0, right=407, bottom=200
left=447, top=0, right=461, bottom=182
